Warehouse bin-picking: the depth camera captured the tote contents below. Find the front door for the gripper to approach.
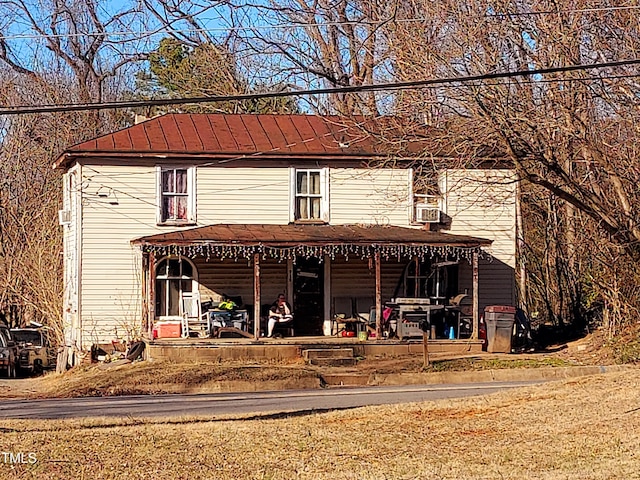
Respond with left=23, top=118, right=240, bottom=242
left=293, top=257, right=324, bottom=335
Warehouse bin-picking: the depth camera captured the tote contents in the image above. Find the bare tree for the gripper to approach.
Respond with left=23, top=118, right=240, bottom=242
left=0, top=1, right=147, bottom=348
left=232, top=0, right=393, bottom=114
left=0, top=0, right=148, bottom=106
left=381, top=0, right=640, bottom=330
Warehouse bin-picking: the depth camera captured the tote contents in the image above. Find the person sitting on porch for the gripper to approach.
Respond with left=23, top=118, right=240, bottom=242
left=267, top=294, right=293, bottom=337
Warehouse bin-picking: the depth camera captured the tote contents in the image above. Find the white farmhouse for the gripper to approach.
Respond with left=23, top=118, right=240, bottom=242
left=54, top=114, right=516, bottom=363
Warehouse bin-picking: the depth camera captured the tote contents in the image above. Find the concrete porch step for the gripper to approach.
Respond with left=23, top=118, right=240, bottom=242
left=309, top=356, right=357, bottom=367
left=302, top=348, right=355, bottom=361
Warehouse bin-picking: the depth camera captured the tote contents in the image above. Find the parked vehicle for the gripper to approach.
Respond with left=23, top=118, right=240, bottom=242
left=11, top=328, right=56, bottom=374
left=0, top=323, right=18, bottom=378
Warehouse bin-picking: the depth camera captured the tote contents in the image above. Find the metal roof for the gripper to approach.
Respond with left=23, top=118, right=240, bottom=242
left=54, top=114, right=406, bottom=169
left=132, top=224, right=490, bottom=262
left=132, top=223, right=491, bottom=247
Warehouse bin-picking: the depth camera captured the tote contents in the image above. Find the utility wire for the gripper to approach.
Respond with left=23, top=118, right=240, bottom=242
left=2, top=58, right=638, bottom=115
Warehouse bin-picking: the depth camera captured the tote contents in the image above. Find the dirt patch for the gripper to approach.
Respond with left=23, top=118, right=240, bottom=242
left=548, top=328, right=615, bottom=365
left=26, top=359, right=322, bottom=398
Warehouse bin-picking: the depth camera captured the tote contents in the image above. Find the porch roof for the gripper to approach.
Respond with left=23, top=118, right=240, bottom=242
left=132, top=224, right=492, bottom=262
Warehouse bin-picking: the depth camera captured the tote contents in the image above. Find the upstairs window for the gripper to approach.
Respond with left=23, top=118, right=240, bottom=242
left=411, top=166, right=444, bottom=225
left=291, top=168, right=328, bottom=222
left=157, top=167, right=196, bottom=225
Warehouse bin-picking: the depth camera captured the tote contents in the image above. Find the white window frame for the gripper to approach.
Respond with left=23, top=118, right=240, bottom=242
left=410, top=167, right=447, bottom=225
left=155, top=256, right=198, bottom=319
left=156, top=166, right=196, bottom=225
left=289, top=167, right=329, bottom=223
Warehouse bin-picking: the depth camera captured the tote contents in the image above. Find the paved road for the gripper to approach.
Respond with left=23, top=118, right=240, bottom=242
left=0, top=381, right=542, bottom=419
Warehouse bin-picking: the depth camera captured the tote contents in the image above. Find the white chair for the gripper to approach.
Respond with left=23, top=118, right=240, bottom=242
left=181, top=292, right=209, bottom=338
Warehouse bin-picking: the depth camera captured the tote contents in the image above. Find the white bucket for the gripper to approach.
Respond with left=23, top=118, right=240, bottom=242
left=322, top=320, right=334, bottom=336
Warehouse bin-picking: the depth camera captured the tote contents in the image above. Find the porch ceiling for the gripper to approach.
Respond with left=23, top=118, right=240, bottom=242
left=132, top=224, right=491, bottom=262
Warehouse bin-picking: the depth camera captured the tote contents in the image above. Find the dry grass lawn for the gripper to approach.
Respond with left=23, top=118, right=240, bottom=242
left=0, top=356, right=576, bottom=400
left=1, top=368, right=639, bottom=480
left=35, top=359, right=322, bottom=397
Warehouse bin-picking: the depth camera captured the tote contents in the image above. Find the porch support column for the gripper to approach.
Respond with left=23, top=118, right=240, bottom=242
left=375, top=251, right=382, bottom=340
left=253, top=253, right=261, bottom=340
left=287, top=257, right=294, bottom=301
left=323, top=255, right=331, bottom=335
left=148, top=251, right=156, bottom=340
left=472, top=250, right=479, bottom=340
left=141, top=252, right=149, bottom=337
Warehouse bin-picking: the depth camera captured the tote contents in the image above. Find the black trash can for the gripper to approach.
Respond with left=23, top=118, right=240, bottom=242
left=484, top=305, right=516, bottom=353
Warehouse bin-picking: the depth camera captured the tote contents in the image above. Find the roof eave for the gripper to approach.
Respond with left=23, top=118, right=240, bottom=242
left=53, top=150, right=408, bottom=170
left=131, top=238, right=493, bottom=248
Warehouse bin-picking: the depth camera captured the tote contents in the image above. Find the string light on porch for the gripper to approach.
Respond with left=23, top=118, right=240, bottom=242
left=140, top=242, right=483, bottom=264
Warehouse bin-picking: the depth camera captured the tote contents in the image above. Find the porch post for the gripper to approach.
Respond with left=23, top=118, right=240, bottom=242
left=287, top=257, right=294, bottom=300
left=148, top=251, right=156, bottom=340
left=375, top=251, right=382, bottom=340
left=141, top=252, right=149, bottom=337
left=472, top=250, right=479, bottom=340
left=323, top=255, right=331, bottom=335
left=253, top=252, right=261, bottom=340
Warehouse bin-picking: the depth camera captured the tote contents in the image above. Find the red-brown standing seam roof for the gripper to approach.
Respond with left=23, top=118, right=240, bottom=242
left=132, top=224, right=492, bottom=248
left=54, top=114, right=395, bottom=169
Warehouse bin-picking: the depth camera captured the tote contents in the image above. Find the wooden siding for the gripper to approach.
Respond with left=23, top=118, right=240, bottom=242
left=330, top=168, right=410, bottom=225
left=195, top=257, right=286, bottom=308
left=443, top=169, right=517, bottom=308
left=76, top=164, right=413, bottom=345
left=330, top=258, right=406, bottom=316
left=80, top=165, right=159, bottom=345
left=196, top=168, right=290, bottom=224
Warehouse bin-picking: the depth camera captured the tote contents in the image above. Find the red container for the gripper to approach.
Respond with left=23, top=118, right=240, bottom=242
left=154, top=321, right=182, bottom=338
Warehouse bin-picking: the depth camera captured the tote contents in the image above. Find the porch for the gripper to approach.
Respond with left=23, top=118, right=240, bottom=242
left=132, top=223, right=493, bottom=345
left=147, top=335, right=485, bottom=363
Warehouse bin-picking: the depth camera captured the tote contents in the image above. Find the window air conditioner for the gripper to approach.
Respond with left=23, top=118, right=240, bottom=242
left=58, top=209, right=71, bottom=226
left=415, top=204, right=441, bottom=223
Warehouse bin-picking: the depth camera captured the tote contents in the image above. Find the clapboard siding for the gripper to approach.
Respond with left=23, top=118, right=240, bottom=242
left=445, top=169, right=516, bottom=307
left=75, top=163, right=515, bottom=346
left=330, top=258, right=406, bottom=316
left=77, top=164, right=414, bottom=345
left=195, top=258, right=287, bottom=307
left=80, top=165, right=163, bottom=345
left=330, top=169, right=410, bottom=225
left=458, top=260, right=514, bottom=312
left=197, top=168, right=290, bottom=224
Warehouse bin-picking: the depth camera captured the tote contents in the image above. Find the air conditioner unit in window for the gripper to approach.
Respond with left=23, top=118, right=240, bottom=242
left=58, top=209, right=71, bottom=226
left=415, top=204, right=441, bottom=223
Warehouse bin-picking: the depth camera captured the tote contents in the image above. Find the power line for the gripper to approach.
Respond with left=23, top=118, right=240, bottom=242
left=0, top=5, right=638, bottom=42
left=2, top=58, right=639, bottom=116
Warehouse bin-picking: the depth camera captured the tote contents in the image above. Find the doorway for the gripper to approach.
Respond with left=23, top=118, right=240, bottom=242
left=293, top=257, right=324, bottom=335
